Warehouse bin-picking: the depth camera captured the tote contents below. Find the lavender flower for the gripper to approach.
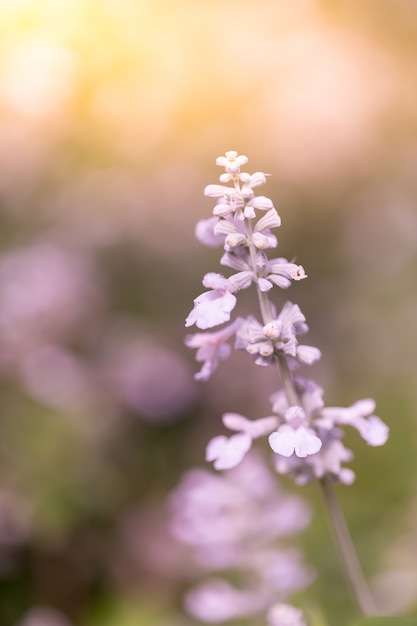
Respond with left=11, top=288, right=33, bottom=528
left=185, top=151, right=389, bottom=481
left=269, top=406, right=322, bottom=458
left=267, top=603, right=307, bottom=626
left=185, top=272, right=237, bottom=330
left=206, top=413, right=278, bottom=470
left=170, top=452, right=313, bottom=622
left=185, top=318, right=242, bottom=381
left=183, top=151, right=390, bottom=618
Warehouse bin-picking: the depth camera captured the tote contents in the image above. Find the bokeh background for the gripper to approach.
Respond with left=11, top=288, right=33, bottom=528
left=0, top=0, right=416, bottom=624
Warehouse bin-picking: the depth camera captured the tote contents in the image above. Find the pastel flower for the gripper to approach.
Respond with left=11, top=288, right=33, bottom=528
left=235, top=304, right=317, bottom=368
left=320, top=399, right=389, bottom=446
left=249, top=257, right=307, bottom=292
left=216, top=151, right=248, bottom=175
left=204, top=185, right=246, bottom=220
left=206, top=413, right=278, bottom=470
left=234, top=315, right=276, bottom=366
left=241, top=171, right=268, bottom=190
left=294, top=344, right=322, bottom=366
left=356, top=415, right=389, bottom=446
left=195, top=217, right=224, bottom=247
left=269, top=406, right=322, bottom=458
left=185, top=273, right=237, bottom=330
left=185, top=318, right=243, bottom=381
left=267, top=603, right=307, bottom=626
left=246, top=195, right=275, bottom=211
left=185, top=579, right=260, bottom=623
left=214, top=219, right=248, bottom=247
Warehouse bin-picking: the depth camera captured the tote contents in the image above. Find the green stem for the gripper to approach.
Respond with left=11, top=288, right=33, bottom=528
left=319, top=476, right=377, bottom=616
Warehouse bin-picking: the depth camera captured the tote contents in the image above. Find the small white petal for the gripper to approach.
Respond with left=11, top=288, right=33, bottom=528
left=202, top=272, right=231, bottom=290
left=269, top=425, right=296, bottom=457
left=245, top=172, right=267, bottom=188
left=351, top=398, right=376, bottom=416
left=204, top=184, right=234, bottom=198
left=206, top=435, right=228, bottom=462
left=246, top=415, right=278, bottom=438
left=296, top=345, right=321, bottom=365
left=222, top=413, right=250, bottom=431
left=229, top=271, right=254, bottom=291
left=357, top=415, right=389, bottom=446
left=249, top=195, right=274, bottom=210
left=293, top=426, right=322, bottom=458
left=225, top=233, right=247, bottom=247
left=213, top=203, right=233, bottom=217
left=253, top=232, right=271, bottom=249
left=255, top=208, right=281, bottom=232
left=243, top=205, right=256, bottom=219
left=213, top=220, right=242, bottom=237
left=258, top=277, right=273, bottom=292
left=210, top=433, right=252, bottom=470
left=268, top=275, right=292, bottom=289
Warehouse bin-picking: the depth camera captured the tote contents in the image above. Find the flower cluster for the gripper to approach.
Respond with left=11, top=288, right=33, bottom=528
left=170, top=452, right=313, bottom=623
left=185, top=151, right=389, bottom=483
left=183, top=151, right=390, bottom=622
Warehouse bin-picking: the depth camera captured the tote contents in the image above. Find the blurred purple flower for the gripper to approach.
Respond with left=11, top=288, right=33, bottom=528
left=101, top=330, right=196, bottom=423
left=185, top=578, right=261, bottom=623
left=185, top=318, right=242, bottom=381
left=267, top=603, right=306, bottom=626
left=170, top=452, right=313, bottom=621
left=0, top=241, right=102, bottom=346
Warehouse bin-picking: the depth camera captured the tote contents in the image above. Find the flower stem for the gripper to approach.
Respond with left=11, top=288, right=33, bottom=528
left=319, top=476, right=377, bottom=616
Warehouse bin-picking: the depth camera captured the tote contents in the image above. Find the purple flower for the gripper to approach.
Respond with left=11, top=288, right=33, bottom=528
left=260, top=257, right=307, bottom=291
left=235, top=315, right=276, bottom=366
left=185, top=273, right=237, bottom=330
left=195, top=217, right=224, bottom=247
left=170, top=452, right=313, bottom=621
left=269, top=406, right=322, bottom=458
left=320, top=398, right=389, bottom=446
left=206, top=413, right=278, bottom=470
left=275, top=432, right=355, bottom=486
left=221, top=249, right=305, bottom=294
left=185, top=318, right=242, bottom=381
left=206, top=187, right=246, bottom=220
left=185, top=579, right=260, bottom=623
left=267, top=603, right=306, bottom=626
left=235, top=303, right=320, bottom=368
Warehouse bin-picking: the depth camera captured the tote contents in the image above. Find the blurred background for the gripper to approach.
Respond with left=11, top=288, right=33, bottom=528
left=0, top=0, right=416, bottom=624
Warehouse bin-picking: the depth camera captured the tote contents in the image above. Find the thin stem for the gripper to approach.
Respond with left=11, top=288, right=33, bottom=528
left=319, top=476, right=377, bottom=616
left=244, top=217, right=273, bottom=324
left=277, top=353, right=299, bottom=406
left=244, top=217, right=299, bottom=405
